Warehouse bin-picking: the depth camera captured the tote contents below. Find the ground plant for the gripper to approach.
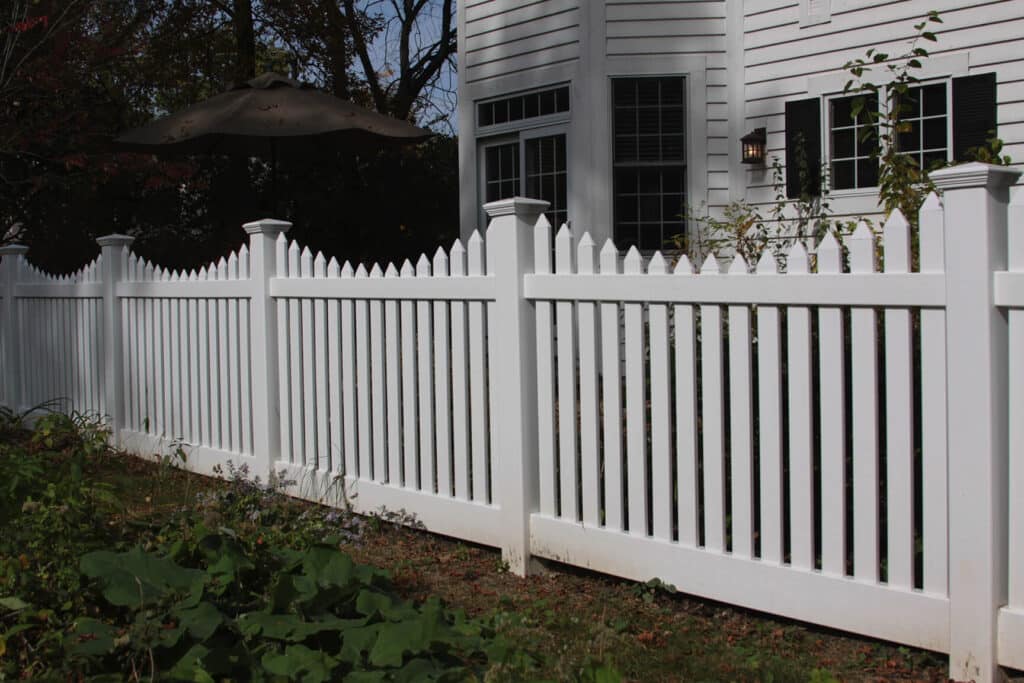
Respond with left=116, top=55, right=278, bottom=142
left=0, top=412, right=952, bottom=680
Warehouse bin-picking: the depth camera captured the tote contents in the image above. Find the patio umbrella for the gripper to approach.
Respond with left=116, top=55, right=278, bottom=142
left=113, top=72, right=432, bottom=206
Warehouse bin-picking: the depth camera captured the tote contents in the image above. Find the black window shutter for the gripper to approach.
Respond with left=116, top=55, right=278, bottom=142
left=952, top=72, right=997, bottom=161
left=784, top=98, right=822, bottom=199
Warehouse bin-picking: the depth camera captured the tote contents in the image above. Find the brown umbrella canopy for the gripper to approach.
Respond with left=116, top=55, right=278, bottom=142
left=113, top=73, right=432, bottom=157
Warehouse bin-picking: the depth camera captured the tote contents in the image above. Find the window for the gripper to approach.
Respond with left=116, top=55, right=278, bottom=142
left=784, top=72, right=997, bottom=198
left=612, top=77, right=687, bottom=251
left=895, top=83, right=949, bottom=172
left=478, top=84, right=571, bottom=229
left=828, top=93, right=879, bottom=190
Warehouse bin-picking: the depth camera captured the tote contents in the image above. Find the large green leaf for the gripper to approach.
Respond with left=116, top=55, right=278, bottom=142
left=339, top=623, right=383, bottom=664
left=262, top=644, right=340, bottom=683
left=69, top=617, right=117, bottom=656
left=174, top=601, right=224, bottom=641
left=80, top=547, right=205, bottom=608
left=240, top=611, right=368, bottom=642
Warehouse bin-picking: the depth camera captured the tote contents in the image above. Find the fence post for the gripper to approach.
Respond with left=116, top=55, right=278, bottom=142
left=0, top=242, right=28, bottom=412
left=96, top=234, right=134, bottom=447
left=484, top=197, right=548, bottom=577
left=930, top=162, right=1021, bottom=682
left=243, top=218, right=290, bottom=483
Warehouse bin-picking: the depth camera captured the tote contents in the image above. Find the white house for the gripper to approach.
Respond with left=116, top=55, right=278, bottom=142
left=457, top=0, right=1024, bottom=247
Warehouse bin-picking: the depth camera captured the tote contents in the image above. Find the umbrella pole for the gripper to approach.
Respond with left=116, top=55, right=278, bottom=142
left=271, top=140, right=279, bottom=217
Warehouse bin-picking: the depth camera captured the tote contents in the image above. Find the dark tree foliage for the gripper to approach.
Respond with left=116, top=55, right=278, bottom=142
left=0, top=0, right=458, bottom=274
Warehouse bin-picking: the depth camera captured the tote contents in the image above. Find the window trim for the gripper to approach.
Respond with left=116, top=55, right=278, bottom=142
left=475, top=84, right=572, bottom=138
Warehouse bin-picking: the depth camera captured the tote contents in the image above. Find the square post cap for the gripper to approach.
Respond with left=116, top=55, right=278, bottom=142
left=483, top=197, right=549, bottom=221
left=929, top=162, right=1021, bottom=191
left=96, top=234, right=135, bottom=249
left=243, top=218, right=292, bottom=236
left=0, top=243, right=29, bottom=256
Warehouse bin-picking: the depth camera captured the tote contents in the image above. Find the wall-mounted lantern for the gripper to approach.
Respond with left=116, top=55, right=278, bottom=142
left=741, top=127, right=767, bottom=165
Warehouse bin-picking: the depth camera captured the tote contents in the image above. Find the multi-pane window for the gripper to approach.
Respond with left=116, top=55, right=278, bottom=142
left=612, top=77, right=686, bottom=251
left=896, top=83, right=949, bottom=171
left=484, top=143, right=519, bottom=203
left=829, top=93, right=879, bottom=190
left=525, top=135, right=568, bottom=229
left=478, top=87, right=570, bottom=127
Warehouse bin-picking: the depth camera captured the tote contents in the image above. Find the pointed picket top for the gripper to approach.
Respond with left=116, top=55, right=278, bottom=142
left=416, top=253, right=431, bottom=277
left=467, top=230, right=485, bottom=276
left=275, top=232, right=289, bottom=276
left=189, top=269, right=199, bottom=281
left=554, top=223, right=574, bottom=274
left=919, top=192, right=945, bottom=273
left=400, top=259, right=415, bottom=277
left=449, top=239, right=467, bottom=276
left=817, top=231, right=842, bottom=274
left=126, top=256, right=137, bottom=281
left=327, top=256, right=341, bottom=278
left=576, top=232, right=597, bottom=275
left=848, top=221, right=876, bottom=274
left=921, top=191, right=942, bottom=214
left=313, top=251, right=327, bottom=278
left=385, top=262, right=399, bottom=278
left=700, top=253, right=720, bottom=275
left=599, top=239, right=620, bottom=275
left=286, top=240, right=300, bottom=279
left=433, top=245, right=449, bottom=276
left=624, top=245, right=644, bottom=274
left=756, top=249, right=779, bottom=274
left=154, top=265, right=165, bottom=281
left=341, top=260, right=354, bottom=278
left=728, top=252, right=749, bottom=275
left=170, top=270, right=181, bottom=282
left=228, top=251, right=239, bottom=280
left=534, top=214, right=553, bottom=274
left=674, top=253, right=694, bottom=275
left=786, top=240, right=809, bottom=274
left=883, top=209, right=910, bottom=273
left=162, top=266, right=173, bottom=282
left=648, top=250, right=668, bottom=275
left=238, top=244, right=250, bottom=278
left=198, top=265, right=208, bottom=281
left=355, top=263, right=369, bottom=278
left=299, top=246, right=313, bottom=278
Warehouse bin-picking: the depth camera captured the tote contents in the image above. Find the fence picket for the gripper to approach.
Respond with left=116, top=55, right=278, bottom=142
left=534, top=217, right=557, bottom=516
left=849, top=222, right=879, bottom=582
left=756, top=251, right=784, bottom=563
left=384, top=263, right=403, bottom=485
left=577, top=233, right=601, bottom=527
left=449, top=242, right=471, bottom=500
left=340, top=262, right=358, bottom=477
left=918, top=193, right=948, bottom=596
left=624, top=247, right=647, bottom=536
left=327, top=258, right=343, bottom=474
left=400, top=260, right=419, bottom=488
left=416, top=255, right=436, bottom=492
left=314, top=253, right=329, bottom=471
left=432, top=247, right=453, bottom=496
left=217, top=258, right=231, bottom=452
left=786, top=242, right=814, bottom=571
left=648, top=252, right=672, bottom=541
left=556, top=226, right=578, bottom=520
left=669, top=257, right=697, bottom=547
left=818, top=232, right=846, bottom=576
left=468, top=233, right=489, bottom=502
left=228, top=253, right=241, bottom=452
left=700, top=254, right=725, bottom=551
left=727, top=254, right=754, bottom=558
left=883, top=210, right=914, bottom=590
left=370, top=264, right=387, bottom=482
left=601, top=241, right=623, bottom=530
left=355, top=264, right=372, bottom=479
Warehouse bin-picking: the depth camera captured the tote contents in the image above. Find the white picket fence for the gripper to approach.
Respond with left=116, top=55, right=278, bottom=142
left=1, top=163, right=1023, bottom=681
